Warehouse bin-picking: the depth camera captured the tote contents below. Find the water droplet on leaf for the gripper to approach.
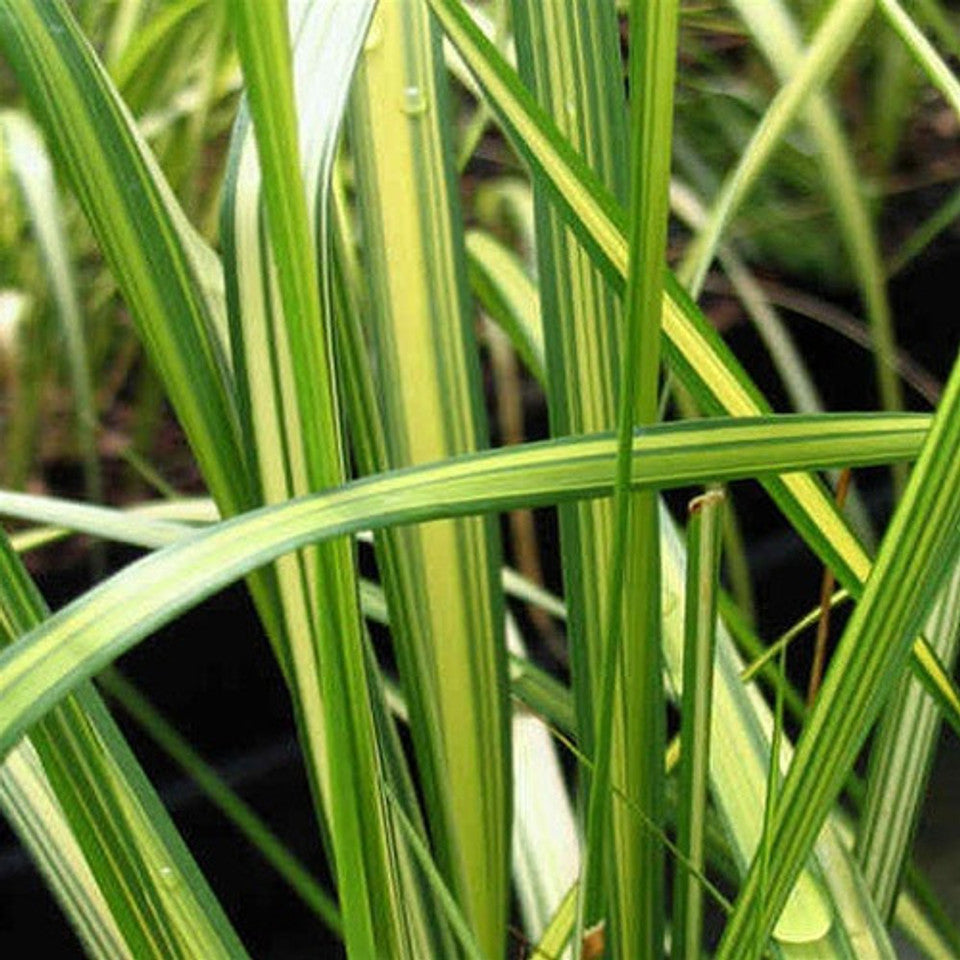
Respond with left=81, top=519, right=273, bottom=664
left=401, top=86, right=428, bottom=117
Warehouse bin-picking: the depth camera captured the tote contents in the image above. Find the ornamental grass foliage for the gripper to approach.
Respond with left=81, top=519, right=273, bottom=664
left=1, top=0, right=960, bottom=957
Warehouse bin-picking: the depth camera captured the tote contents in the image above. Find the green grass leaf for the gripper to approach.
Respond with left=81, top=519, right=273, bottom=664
left=465, top=229, right=545, bottom=383
left=673, top=490, right=724, bottom=960
left=226, top=1, right=406, bottom=954
left=728, top=0, right=906, bottom=449
left=856, top=562, right=960, bottom=916
left=0, top=412, right=927, bottom=771
left=579, top=2, right=678, bottom=953
left=422, top=0, right=957, bottom=725
left=0, top=531, right=248, bottom=959
left=878, top=0, right=960, bottom=117
left=715, top=349, right=960, bottom=956
left=348, top=4, right=510, bottom=951
left=99, top=668, right=343, bottom=938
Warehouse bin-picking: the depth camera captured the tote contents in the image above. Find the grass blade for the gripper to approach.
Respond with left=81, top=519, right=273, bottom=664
left=715, top=348, right=960, bottom=955
left=111, top=0, right=210, bottom=111
left=887, top=181, right=960, bottom=276
left=0, top=411, right=928, bottom=775
left=226, top=1, right=405, bottom=953
left=348, top=2, right=509, bottom=952
left=910, top=0, right=960, bottom=60
left=98, top=668, right=342, bottom=938
left=878, top=0, right=960, bottom=115
left=579, top=2, right=678, bottom=953
left=673, top=489, right=724, bottom=960
left=465, top=229, right=545, bottom=383
left=0, top=530, right=248, bottom=958
left=533, top=882, right=577, bottom=960
left=422, top=0, right=958, bottom=723
left=658, top=508, right=853, bottom=954
left=508, top=616, right=579, bottom=947
left=0, top=740, right=127, bottom=958
left=678, top=0, right=874, bottom=297
left=856, top=561, right=960, bottom=916
left=383, top=783, right=486, bottom=960
left=221, top=0, right=368, bottom=813
left=723, top=0, right=906, bottom=430
left=509, top=0, right=629, bottom=948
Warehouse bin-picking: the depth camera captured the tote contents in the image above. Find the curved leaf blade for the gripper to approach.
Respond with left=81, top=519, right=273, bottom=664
left=0, top=412, right=929, bottom=763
